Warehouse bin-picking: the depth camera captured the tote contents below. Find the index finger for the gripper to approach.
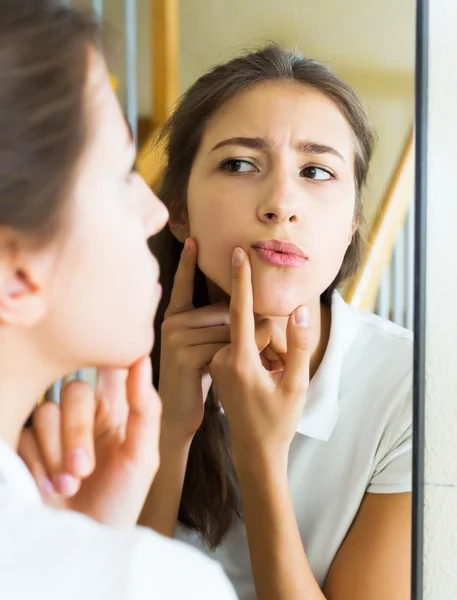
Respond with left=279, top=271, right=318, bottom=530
left=165, top=237, right=197, bottom=318
left=122, top=357, right=161, bottom=464
left=229, top=248, right=258, bottom=359
left=60, top=380, right=96, bottom=479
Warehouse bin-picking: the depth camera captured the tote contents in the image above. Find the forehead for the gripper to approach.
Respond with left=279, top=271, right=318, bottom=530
left=200, top=81, right=355, bottom=157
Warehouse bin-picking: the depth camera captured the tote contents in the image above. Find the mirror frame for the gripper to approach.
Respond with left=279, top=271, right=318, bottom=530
left=412, top=0, right=428, bottom=598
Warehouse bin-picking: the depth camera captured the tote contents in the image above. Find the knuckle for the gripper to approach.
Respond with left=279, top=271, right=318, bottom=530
left=294, top=338, right=311, bottom=352
left=167, top=330, right=185, bottom=351
left=161, top=318, right=173, bottom=336
left=161, top=315, right=183, bottom=338
left=229, top=356, right=245, bottom=378
left=174, top=346, right=191, bottom=368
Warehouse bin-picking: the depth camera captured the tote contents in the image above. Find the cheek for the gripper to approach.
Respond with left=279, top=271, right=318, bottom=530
left=308, top=201, right=355, bottom=279
left=54, top=220, right=156, bottom=366
left=188, top=189, right=245, bottom=292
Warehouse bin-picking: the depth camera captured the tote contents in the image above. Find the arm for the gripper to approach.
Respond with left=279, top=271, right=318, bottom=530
left=236, top=453, right=324, bottom=600
left=138, top=426, right=191, bottom=536
left=237, top=459, right=410, bottom=600
left=324, top=492, right=411, bottom=599
left=139, top=238, right=230, bottom=535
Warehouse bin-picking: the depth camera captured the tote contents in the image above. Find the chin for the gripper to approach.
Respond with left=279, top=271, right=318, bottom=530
left=118, top=331, right=155, bottom=368
left=252, top=296, right=303, bottom=318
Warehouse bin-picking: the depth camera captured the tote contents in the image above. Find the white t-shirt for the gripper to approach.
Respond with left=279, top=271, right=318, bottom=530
left=0, top=440, right=238, bottom=600
left=176, top=292, right=413, bottom=600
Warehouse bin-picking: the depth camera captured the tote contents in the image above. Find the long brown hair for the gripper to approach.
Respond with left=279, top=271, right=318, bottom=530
left=0, top=0, right=100, bottom=244
left=150, top=44, right=376, bottom=548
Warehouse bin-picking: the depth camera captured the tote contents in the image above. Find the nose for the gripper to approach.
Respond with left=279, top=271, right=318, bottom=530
left=257, top=172, right=302, bottom=225
left=139, top=176, right=169, bottom=238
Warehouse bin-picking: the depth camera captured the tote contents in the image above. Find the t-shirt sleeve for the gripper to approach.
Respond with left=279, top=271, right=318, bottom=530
left=367, top=385, right=412, bottom=494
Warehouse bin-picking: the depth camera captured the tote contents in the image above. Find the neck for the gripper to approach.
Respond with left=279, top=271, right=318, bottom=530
left=0, top=330, right=62, bottom=451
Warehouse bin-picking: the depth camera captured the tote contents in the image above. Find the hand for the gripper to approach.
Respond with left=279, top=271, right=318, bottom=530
left=209, top=248, right=311, bottom=471
left=159, top=237, right=231, bottom=442
left=18, top=357, right=161, bottom=526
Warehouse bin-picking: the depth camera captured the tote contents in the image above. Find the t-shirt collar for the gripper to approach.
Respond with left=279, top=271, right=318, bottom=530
left=296, top=292, right=360, bottom=441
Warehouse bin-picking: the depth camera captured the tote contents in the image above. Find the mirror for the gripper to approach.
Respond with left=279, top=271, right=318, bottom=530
left=63, top=1, right=424, bottom=598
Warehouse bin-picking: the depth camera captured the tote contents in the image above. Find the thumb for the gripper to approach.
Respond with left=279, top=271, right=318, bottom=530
left=281, top=306, right=311, bottom=394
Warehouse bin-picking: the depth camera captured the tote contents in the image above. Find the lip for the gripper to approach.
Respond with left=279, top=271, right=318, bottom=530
left=252, top=239, right=308, bottom=267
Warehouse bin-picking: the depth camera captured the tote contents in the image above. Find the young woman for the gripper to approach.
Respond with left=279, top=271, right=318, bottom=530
left=26, top=45, right=412, bottom=600
left=0, top=2, right=236, bottom=599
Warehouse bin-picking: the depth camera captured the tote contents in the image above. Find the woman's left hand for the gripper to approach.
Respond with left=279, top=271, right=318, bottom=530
left=209, top=248, right=311, bottom=472
left=18, top=357, right=162, bottom=527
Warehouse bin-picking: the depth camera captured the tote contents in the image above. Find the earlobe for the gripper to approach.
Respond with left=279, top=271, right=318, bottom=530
left=0, top=267, right=46, bottom=327
left=169, top=217, right=190, bottom=244
left=348, top=218, right=360, bottom=245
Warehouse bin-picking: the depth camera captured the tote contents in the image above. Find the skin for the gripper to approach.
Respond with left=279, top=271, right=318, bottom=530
left=1, top=48, right=168, bottom=525
left=23, top=80, right=411, bottom=598
left=186, top=81, right=356, bottom=318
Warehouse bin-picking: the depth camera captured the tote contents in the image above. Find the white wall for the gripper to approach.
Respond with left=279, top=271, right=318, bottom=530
left=424, top=1, right=457, bottom=597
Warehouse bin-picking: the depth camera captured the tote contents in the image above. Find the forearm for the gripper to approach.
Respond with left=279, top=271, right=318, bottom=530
left=138, top=426, right=191, bottom=537
left=237, top=456, right=325, bottom=600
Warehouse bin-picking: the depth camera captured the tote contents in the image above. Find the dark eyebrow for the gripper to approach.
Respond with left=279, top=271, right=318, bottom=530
left=295, top=140, right=346, bottom=163
left=210, top=136, right=346, bottom=163
left=211, top=136, right=274, bottom=152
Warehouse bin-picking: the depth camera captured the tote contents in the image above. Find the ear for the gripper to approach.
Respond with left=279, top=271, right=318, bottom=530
left=348, top=216, right=360, bottom=246
left=169, top=209, right=190, bottom=244
left=0, top=237, right=48, bottom=328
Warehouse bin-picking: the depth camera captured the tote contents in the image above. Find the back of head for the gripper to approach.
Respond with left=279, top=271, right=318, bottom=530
left=0, top=0, right=166, bottom=404
left=0, top=0, right=100, bottom=245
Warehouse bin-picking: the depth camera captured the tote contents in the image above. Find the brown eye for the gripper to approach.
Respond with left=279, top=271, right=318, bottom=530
left=301, top=166, right=333, bottom=180
left=220, top=159, right=257, bottom=174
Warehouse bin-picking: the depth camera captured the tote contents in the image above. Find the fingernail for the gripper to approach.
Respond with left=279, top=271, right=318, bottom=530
left=54, top=473, right=79, bottom=497
left=69, top=449, right=91, bottom=476
left=294, top=306, right=310, bottom=328
left=233, top=248, right=245, bottom=267
left=39, top=477, right=56, bottom=498
left=183, top=238, right=190, bottom=253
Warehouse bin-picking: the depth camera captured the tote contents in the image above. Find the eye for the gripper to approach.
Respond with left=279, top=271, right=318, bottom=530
left=301, top=166, right=334, bottom=181
left=220, top=159, right=257, bottom=174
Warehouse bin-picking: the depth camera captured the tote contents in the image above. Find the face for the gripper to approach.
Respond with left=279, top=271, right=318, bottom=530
left=186, top=81, right=357, bottom=317
left=36, top=50, right=168, bottom=369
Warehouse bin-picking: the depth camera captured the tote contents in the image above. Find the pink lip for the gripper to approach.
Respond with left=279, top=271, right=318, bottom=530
left=252, top=240, right=308, bottom=267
